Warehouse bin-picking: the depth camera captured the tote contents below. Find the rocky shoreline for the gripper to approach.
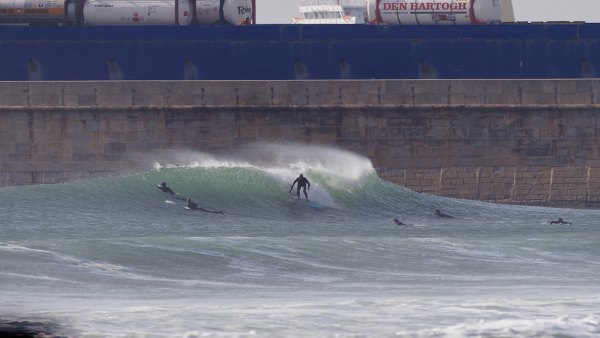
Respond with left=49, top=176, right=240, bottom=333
left=0, top=319, right=65, bottom=338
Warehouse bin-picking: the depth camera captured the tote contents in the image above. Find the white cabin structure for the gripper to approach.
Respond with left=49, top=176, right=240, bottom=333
left=293, top=0, right=366, bottom=24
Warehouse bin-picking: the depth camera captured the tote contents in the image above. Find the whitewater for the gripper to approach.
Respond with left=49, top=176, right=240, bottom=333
left=1, top=143, right=600, bottom=337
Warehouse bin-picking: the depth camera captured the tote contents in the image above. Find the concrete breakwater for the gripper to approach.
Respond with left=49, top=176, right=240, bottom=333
left=2, top=79, right=600, bottom=207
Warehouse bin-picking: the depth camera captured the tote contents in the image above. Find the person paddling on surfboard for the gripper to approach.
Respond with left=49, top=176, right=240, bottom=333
left=435, top=209, right=454, bottom=218
left=550, top=217, right=571, bottom=225
left=157, top=182, right=186, bottom=201
left=157, top=182, right=175, bottom=194
left=289, top=173, right=311, bottom=201
left=186, top=198, right=224, bottom=214
left=393, top=218, right=407, bottom=226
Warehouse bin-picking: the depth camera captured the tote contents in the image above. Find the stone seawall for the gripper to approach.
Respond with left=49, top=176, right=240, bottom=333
left=1, top=80, right=600, bottom=207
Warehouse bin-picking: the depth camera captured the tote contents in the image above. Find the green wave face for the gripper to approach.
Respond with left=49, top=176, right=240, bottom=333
left=1, top=142, right=568, bottom=241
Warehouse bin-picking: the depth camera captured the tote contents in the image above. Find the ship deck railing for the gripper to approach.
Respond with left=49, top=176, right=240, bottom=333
left=300, top=0, right=365, bottom=8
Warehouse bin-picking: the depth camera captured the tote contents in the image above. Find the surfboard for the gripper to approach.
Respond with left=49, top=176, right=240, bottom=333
left=185, top=206, right=225, bottom=214
left=289, top=195, right=323, bottom=210
left=304, top=200, right=323, bottom=210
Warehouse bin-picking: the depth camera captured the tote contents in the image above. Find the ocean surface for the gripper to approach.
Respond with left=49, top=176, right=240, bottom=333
left=2, top=144, right=600, bottom=337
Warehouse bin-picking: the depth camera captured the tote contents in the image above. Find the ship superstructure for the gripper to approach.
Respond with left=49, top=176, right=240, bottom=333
left=293, top=0, right=366, bottom=24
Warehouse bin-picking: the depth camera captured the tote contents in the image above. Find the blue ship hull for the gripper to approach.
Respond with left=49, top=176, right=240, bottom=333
left=0, top=24, right=598, bottom=80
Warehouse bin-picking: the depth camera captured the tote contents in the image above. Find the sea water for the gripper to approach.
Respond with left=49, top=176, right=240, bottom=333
left=1, top=143, right=600, bottom=337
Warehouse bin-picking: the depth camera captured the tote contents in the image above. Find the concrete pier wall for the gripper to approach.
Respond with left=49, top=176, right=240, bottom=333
left=2, top=79, right=600, bottom=207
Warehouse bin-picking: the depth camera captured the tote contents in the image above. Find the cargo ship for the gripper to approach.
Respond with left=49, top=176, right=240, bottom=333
left=0, top=0, right=597, bottom=81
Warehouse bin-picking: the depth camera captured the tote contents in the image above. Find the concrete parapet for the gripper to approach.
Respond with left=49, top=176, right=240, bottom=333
left=1, top=79, right=600, bottom=108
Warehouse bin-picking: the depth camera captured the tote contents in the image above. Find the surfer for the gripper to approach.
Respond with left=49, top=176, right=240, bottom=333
left=550, top=217, right=571, bottom=225
left=393, top=218, right=407, bottom=226
left=186, top=198, right=198, bottom=209
left=186, top=198, right=224, bottom=214
left=157, top=182, right=186, bottom=201
left=289, top=173, right=311, bottom=201
left=435, top=209, right=454, bottom=218
left=157, top=182, right=175, bottom=195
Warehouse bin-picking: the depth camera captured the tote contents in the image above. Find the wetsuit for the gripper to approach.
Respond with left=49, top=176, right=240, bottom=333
left=187, top=199, right=224, bottom=214
left=435, top=210, right=453, bottom=218
left=157, top=184, right=175, bottom=194
left=393, top=219, right=406, bottom=226
left=187, top=200, right=198, bottom=209
left=290, top=175, right=311, bottom=201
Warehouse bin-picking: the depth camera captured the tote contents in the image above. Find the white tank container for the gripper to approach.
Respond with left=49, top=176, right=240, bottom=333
left=0, top=0, right=65, bottom=25
left=471, top=0, right=500, bottom=24
left=194, top=0, right=219, bottom=24
left=366, top=0, right=378, bottom=23
left=372, top=0, right=501, bottom=25
left=195, top=0, right=252, bottom=25
left=83, top=0, right=193, bottom=25
left=222, top=0, right=251, bottom=24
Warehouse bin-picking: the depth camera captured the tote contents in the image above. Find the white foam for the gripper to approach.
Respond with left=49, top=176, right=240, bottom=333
left=247, top=142, right=375, bottom=180
left=400, top=315, right=600, bottom=338
left=152, top=151, right=254, bottom=170
left=149, top=142, right=374, bottom=181
left=9, top=296, right=600, bottom=338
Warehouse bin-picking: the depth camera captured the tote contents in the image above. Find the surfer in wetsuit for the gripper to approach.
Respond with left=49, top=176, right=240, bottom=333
left=393, top=218, right=407, bottom=226
left=550, top=217, right=571, bottom=225
left=435, top=209, right=454, bottom=218
left=157, top=182, right=187, bottom=201
left=157, top=182, right=175, bottom=194
left=186, top=198, right=199, bottom=209
left=186, top=198, right=224, bottom=214
left=289, top=173, right=311, bottom=201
